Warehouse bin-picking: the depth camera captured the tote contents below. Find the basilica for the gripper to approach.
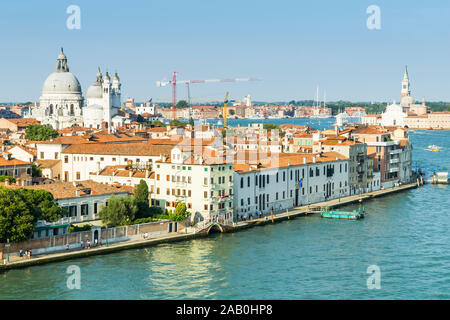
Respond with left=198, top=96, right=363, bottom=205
left=32, top=48, right=123, bottom=129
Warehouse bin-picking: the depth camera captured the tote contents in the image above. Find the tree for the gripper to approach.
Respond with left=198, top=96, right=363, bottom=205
left=189, top=117, right=194, bottom=127
left=98, top=196, right=138, bottom=227
left=32, top=164, right=42, bottom=177
left=136, top=114, right=145, bottom=123
left=229, top=109, right=235, bottom=116
left=176, top=100, right=189, bottom=109
left=171, top=202, right=191, bottom=222
left=25, top=124, right=59, bottom=141
left=169, top=119, right=187, bottom=128
left=0, top=175, right=16, bottom=184
left=150, top=120, right=166, bottom=127
left=134, top=180, right=150, bottom=219
left=0, top=187, right=63, bottom=242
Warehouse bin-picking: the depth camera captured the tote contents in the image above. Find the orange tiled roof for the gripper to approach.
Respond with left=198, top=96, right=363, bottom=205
left=3, top=180, right=134, bottom=200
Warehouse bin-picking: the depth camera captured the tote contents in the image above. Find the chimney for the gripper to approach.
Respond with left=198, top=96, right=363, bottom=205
left=303, top=157, right=307, bottom=164
left=76, top=189, right=80, bottom=197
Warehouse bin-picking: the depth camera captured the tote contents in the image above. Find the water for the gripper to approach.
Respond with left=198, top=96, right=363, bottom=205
left=1, top=120, right=449, bottom=300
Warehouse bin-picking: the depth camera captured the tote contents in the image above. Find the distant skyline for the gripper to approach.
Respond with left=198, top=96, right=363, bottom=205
left=1, top=1, right=450, bottom=103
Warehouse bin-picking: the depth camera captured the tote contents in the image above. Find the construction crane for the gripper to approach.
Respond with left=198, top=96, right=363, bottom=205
left=156, top=72, right=260, bottom=120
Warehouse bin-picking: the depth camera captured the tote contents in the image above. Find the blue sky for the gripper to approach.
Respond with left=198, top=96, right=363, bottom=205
left=1, top=0, right=450, bottom=103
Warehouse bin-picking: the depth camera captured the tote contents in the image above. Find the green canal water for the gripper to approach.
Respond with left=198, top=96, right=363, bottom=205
left=1, top=121, right=449, bottom=299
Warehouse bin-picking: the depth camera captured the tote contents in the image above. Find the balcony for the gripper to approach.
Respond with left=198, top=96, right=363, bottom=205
left=390, top=149, right=402, bottom=155
left=390, top=158, right=400, bottom=164
left=389, top=167, right=400, bottom=173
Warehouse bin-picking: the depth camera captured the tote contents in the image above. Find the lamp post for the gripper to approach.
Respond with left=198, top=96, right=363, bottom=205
left=105, top=226, right=109, bottom=247
left=6, top=238, right=10, bottom=264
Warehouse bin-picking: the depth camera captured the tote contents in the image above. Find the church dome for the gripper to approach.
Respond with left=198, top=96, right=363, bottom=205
left=42, top=72, right=82, bottom=94
left=42, top=48, right=82, bottom=95
left=86, top=83, right=103, bottom=99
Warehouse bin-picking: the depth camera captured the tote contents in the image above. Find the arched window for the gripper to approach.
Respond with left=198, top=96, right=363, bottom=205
left=70, top=104, right=74, bottom=115
left=49, top=104, right=53, bottom=115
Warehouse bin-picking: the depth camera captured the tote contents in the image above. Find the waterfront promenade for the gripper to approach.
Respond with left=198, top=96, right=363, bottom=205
left=0, top=182, right=418, bottom=272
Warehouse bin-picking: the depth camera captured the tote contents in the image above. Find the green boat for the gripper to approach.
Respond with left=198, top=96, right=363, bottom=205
left=321, top=206, right=365, bottom=220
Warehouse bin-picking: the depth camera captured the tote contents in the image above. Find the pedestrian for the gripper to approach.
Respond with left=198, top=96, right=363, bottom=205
left=66, top=244, right=70, bottom=251
left=86, top=239, right=90, bottom=249
left=94, top=238, right=98, bottom=247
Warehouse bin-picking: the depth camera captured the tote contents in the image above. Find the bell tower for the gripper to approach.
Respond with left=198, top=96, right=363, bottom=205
left=401, top=66, right=410, bottom=100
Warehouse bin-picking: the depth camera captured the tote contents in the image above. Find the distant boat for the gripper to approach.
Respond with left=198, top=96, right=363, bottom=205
left=428, top=145, right=440, bottom=152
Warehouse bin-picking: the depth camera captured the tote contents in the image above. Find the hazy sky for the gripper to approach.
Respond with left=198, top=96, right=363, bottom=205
left=1, top=1, right=450, bottom=103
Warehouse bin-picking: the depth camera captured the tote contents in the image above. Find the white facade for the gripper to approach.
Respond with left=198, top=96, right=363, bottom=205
left=83, top=68, right=121, bottom=129
left=32, top=48, right=84, bottom=129
left=150, top=147, right=234, bottom=224
left=136, top=101, right=155, bottom=115
left=381, top=103, right=407, bottom=127
left=233, top=157, right=350, bottom=220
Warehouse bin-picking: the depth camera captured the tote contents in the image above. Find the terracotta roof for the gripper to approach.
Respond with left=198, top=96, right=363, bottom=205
left=62, top=142, right=174, bottom=156
left=233, top=152, right=348, bottom=173
left=0, top=157, right=31, bottom=166
left=3, top=118, right=40, bottom=126
left=3, top=180, right=134, bottom=200
left=97, top=165, right=155, bottom=179
left=35, top=159, right=61, bottom=169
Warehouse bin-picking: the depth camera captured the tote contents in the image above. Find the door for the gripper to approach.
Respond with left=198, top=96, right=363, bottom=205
left=295, top=189, right=299, bottom=207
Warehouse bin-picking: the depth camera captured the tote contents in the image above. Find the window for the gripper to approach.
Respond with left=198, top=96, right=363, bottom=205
left=94, top=203, right=98, bottom=214
left=76, top=172, right=80, bottom=180
left=100, top=157, right=104, bottom=161
left=90, top=157, right=93, bottom=161
left=167, top=175, right=170, bottom=181
left=40, top=152, right=44, bottom=159
left=204, top=177, right=208, bottom=185
left=247, top=176, right=250, bottom=187
left=204, top=191, right=208, bottom=198
left=240, top=177, right=244, bottom=188
left=276, top=173, right=279, bottom=182
left=188, top=190, right=191, bottom=197
left=68, top=205, right=77, bottom=217
left=112, top=158, right=116, bottom=162
left=54, top=152, right=58, bottom=160
left=81, top=204, right=89, bottom=216
left=157, top=174, right=160, bottom=180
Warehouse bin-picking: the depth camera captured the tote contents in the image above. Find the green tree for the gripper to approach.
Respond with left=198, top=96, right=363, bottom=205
left=150, top=120, right=166, bottom=127
left=229, top=109, right=235, bottom=116
left=0, top=187, right=63, bottom=242
left=134, top=180, right=150, bottom=219
left=136, top=114, right=145, bottom=123
left=189, top=117, right=194, bottom=127
left=25, top=124, right=59, bottom=141
left=169, top=119, right=187, bottom=128
left=0, top=175, right=16, bottom=184
left=32, top=164, right=42, bottom=177
left=98, top=196, right=138, bottom=227
left=176, top=100, right=189, bottom=109
left=172, top=202, right=191, bottom=222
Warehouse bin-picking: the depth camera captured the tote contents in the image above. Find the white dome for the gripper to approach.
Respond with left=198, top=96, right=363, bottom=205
left=86, top=83, right=103, bottom=99
left=42, top=71, right=82, bottom=94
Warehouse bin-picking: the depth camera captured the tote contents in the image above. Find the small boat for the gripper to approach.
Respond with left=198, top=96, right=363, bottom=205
left=432, top=172, right=450, bottom=184
left=428, top=145, right=440, bottom=152
left=320, top=206, right=365, bottom=220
